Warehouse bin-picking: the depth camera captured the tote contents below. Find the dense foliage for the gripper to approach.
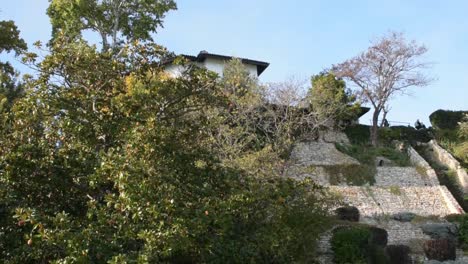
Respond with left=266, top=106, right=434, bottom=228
left=344, top=124, right=433, bottom=145
left=0, top=19, right=27, bottom=117
left=331, top=226, right=390, bottom=264
left=47, top=0, right=177, bottom=50
left=331, top=226, right=371, bottom=264
left=429, top=109, right=468, bottom=130
left=429, top=110, right=468, bottom=167
left=0, top=4, right=341, bottom=262
left=308, top=72, right=360, bottom=130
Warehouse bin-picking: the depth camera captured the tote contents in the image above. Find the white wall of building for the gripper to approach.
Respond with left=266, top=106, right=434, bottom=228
left=164, top=58, right=259, bottom=78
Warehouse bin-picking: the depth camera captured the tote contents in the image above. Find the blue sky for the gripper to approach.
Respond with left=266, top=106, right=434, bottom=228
left=1, top=0, right=467, bottom=125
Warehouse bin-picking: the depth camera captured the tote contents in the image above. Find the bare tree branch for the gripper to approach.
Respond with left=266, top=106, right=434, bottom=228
left=333, top=31, right=433, bottom=145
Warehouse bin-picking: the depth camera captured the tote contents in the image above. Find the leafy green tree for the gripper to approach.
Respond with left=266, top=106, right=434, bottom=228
left=47, top=0, right=177, bottom=50
left=0, top=23, right=336, bottom=264
left=309, top=72, right=360, bottom=132
left=0, top=20, right=27, bottom=107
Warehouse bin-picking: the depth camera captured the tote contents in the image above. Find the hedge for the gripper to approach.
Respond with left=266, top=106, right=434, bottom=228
left=344, top=124, right=432, bottom=144
left=429, top=109, right=468, bottom=130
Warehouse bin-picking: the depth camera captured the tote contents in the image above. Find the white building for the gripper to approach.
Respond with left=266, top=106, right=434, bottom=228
left=163, top=50, right=269, bottom=78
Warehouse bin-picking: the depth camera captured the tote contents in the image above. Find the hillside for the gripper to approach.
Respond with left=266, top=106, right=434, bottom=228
left=286, top=130, right=468, bottom=263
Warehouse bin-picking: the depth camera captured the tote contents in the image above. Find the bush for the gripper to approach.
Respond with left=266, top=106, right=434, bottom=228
left=335, top=206, right=360, bottom=222
left=331, top=226, right=371, bottom=264
left=344, top=124, right=371, bottom=144
left=368, top=226, right=388, bottom=247
left=445, top=213, right=465, bottom=223
left=368, top=245, right=390, bottom=264
left=385, top=245, right=411, bottom=264
left=453, top=141, right=468, bottom=165
left=423, top=239, right=456, bottom=261
left=459, top=214, right=468, bottom=246
left=331, top=226, right=390, bottom=264
left=378, top=126, right=432, bottom=144
left=430, top=109, right=467, bottom=130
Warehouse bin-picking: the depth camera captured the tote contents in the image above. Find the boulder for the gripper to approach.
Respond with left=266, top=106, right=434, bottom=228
left=335, top=206, right=360, bottom=222
left=368, top=226, right=388, bottom=247
left=392, top=212, right=417, bottom=222
left=421, top=223, right=458, bottom=242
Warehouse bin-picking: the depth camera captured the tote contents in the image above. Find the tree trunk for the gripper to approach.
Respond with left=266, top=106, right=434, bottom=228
left=371, top=109, right=380, bottom=146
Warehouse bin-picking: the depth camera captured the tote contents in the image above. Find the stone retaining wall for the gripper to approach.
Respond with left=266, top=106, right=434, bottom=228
left=375, top=167, right=432, bottom=187
left=329, top=186, right=462, bottom=217
left=289, top=141, right=359, bottom=166
left=428, top=140, right=468, bottom=192
left=407, top=145, right=440, bottom=185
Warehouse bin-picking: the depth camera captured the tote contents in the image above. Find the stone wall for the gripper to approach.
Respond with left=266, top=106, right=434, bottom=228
left=317, top=219, right=434, bottom=264
left=319, top=130, right=350, bottom=144
left=329, top=186, right=462, bottom=217
left=407, top=145, right=440, bottom=185
left=289, top=141, right=359, bottom=166
left=362, top=217, right=432, bottom=247
left=428, top=140, right=468, bottom=192
left=374, top=167, right=432, bottom=187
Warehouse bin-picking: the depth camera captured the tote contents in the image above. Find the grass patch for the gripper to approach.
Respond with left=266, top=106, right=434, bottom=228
left=389, top=186, right=402, bottom=196
left=415, top=166, right=428, bottom=177
left=410, top=215, right=440, bottom=224
left=335, top=143, right=411, bottom=167
left=324, top=164, right=376, bottom=186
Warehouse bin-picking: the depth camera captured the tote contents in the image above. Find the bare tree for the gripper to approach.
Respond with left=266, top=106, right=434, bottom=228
left=380, top=104, right=391, bottom=127
left=265, top=73, right=358, bottom=143
left=333, top=32, right=432, bottom=146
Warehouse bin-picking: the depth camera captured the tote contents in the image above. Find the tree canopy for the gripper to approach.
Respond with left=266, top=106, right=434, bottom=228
left=0, top=3, right=337, bottom=263
left=309, top=72, right=360, bottom=131
left=47, top=0, right=177, bottom=50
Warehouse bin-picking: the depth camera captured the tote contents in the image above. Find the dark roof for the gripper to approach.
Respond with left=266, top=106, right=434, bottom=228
left=357, top=107, right=371, bottom=118
left=163, top=50, right=270, bottom=76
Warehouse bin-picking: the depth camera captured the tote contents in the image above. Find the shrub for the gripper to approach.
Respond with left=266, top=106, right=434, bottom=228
left=459, top=214, right=468, bottom=246
left=368, top=245, right=390, bottom=264
left=389, top=186, right=402, bottom=196
left=453, top=141, right=468, bottom=165
left=331, top=226, right=371, bottom=264
left=335, top=206, right=360, bottom=222
left=368, top=226, right=388, bottom=247
left=331, top=226, right=390, bottom=264
left=344, top=124, right=371, bottom=144
left=423, top=239, right=456, bottom=261
left=385, top=245, right=411, bottom=264
left=445, top=213, right=465, bottom=223
left=379, top=126, right=433, bottom=144
left=430, top=109, right=467, bottom=130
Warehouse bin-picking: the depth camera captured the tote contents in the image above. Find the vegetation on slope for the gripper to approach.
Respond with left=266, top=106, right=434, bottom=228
left=430, top=110, right=468, bottom=169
